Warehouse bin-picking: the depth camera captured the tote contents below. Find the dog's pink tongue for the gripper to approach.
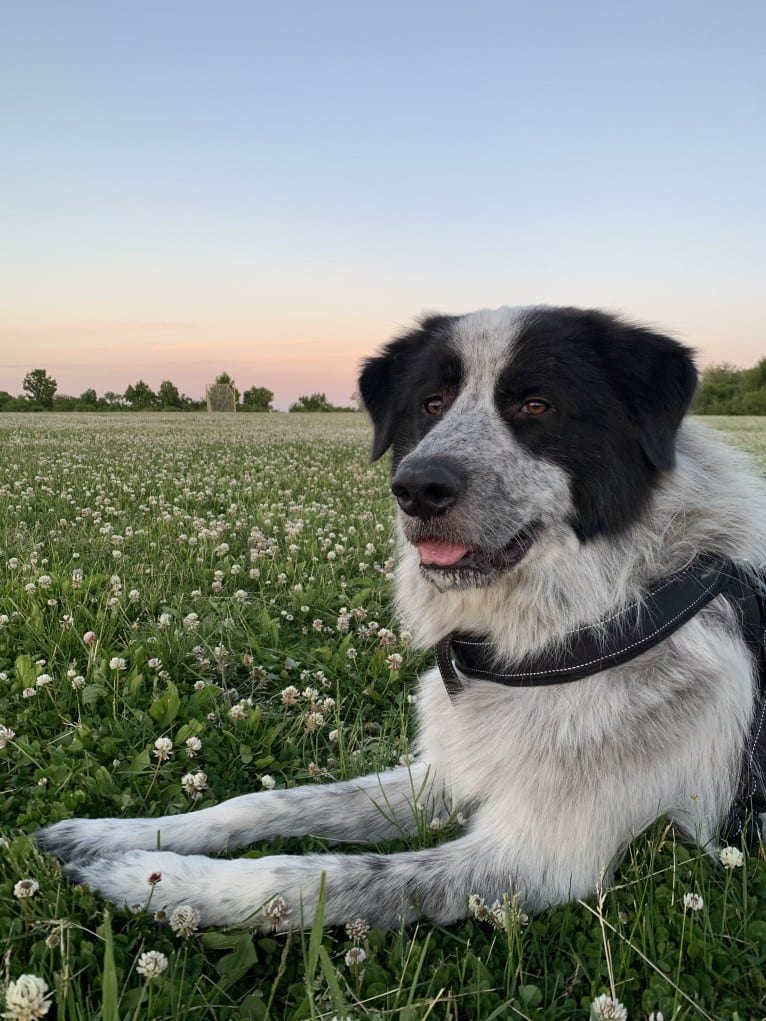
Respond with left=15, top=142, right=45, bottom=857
left=417, top=540, right=469, bottom=567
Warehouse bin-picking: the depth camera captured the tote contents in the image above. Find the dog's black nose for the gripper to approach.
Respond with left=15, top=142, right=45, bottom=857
left=391, top=460, right=461, bottom=519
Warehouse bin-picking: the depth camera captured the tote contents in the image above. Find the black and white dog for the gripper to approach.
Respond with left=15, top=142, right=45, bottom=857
left=39, top=306, right=766, bottom=930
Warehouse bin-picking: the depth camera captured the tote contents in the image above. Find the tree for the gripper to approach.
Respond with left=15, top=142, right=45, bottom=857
left=242, top=386, right=274, bottom=411
left=79, top=388, right=98, bottom=408
left=124, top=380, right=157, bottom=409
left=694, top=360, right=766, bottom=415
left=289, top=392, right=332, bottom=412
left=158, top=380, right=182, bottom=408
left=23, top=368, right=57, bottom=409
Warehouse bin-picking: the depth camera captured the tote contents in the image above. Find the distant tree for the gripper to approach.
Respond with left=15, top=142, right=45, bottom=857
left=124, top=380, right=157, bottom=409
left=103, top=391, right=124, bottom=408
left=694, top=360, right=766, bottom=415
left=289, top=392, right=332, bottom=412
left=215, top=372, right=240, bottom=403
left=23, top=368, right=57, bottom=409
left=79, top=388, right=98, bottom=408
left=242, top=386, right=274, bottom=411
left=158, top=380, right=182, bottom=408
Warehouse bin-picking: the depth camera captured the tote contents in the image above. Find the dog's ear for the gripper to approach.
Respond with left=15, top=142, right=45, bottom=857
left=597, top=317, right=698, bottom=471
left=359, top=350, right=397, bottom=461
left=359, top=316, right=452, bottom=462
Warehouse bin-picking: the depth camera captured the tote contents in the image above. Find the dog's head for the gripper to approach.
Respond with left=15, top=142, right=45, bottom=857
left=359, top=306, right=697, bottom=591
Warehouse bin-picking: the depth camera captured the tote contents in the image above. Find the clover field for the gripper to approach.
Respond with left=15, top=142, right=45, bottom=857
left=1, top=412, right=766, bottom=1021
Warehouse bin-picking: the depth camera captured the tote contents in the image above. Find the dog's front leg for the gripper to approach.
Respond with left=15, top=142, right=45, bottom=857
left=63, top=831, right=504, bottom=930
left=37, top=763, right=440, bottom=862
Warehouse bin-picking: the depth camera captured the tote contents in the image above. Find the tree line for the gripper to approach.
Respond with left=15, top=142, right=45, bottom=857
left=693, top=358, right=766, bottom=415
left=0, top=370, right=357, bottom=413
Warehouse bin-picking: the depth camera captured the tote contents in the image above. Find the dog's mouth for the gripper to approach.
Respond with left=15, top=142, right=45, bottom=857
left=413, top=525, right=539, bottom=587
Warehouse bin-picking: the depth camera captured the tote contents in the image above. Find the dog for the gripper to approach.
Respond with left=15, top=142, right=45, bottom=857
left=38, top=305, right=766, bottom=930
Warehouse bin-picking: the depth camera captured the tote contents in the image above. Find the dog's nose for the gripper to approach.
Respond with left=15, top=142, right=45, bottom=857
left=391, top=460, right=461, bottom=519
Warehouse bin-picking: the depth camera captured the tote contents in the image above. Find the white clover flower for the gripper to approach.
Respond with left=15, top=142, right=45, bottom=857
left=83, top=631, right=97, bottom=645
left=280, top=685, right=299, bottom=706
left=135, top=950, right=168, bottom=980
left=304, top=711, right=324, bottom=732
left=2, top=973, right=52, bottom=1018
left=682, top=891, right=704, bottom=911
left=386, top=653, right=403, bottom=671
left=35, top=675, right=51, bottom=688
left=377, top=627, right=395, bottom=646
left=345, top=918, right=370, bottom=944
left=169, top=904, right=201, bottom=938
left=37, top=576, right=52, bottom=589
left=0, top=724, right=17, bottom=749
left=153, top=737, right=173, bottom=762
left=109, top=657, right=126, bottom=671
left=158, top=613, right=172, bottom=630
left=13, top=878, right=40, bottom=899
left=719, top=845, right=744, bottom=869
left=589, top=994, right=628, bottom=1021
left=7, top=558, right=20, bottom=569
left=344, top=946, right=366, bottom=967
left=193, top=680, right=206, bottom=691
left=181, top=772, right=208, bottom=798
left=228, top=701, right=249, bottom=721
left=261, top=774, right=276, bottom=790
left=71, top=676, right=85, bottom=690
left=185, top=736, right=202, bottom=757
left=22, top=688, right=36, bottom=700
left=264, top=895, right=290, bottom=927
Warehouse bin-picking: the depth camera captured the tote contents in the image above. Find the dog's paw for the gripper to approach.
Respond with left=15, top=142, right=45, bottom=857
left=63, top=849, right=285, bottom=928
left=36, top=817, right=165, bottom=863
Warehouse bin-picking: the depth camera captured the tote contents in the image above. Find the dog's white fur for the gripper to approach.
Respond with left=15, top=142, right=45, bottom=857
left=39, top=308, right=766, bottom=930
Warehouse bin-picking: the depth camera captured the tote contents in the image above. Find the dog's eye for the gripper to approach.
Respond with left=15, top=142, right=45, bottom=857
left=424, top=395, right=444, bottom=415
left=520, top=398, right=552, bottom=416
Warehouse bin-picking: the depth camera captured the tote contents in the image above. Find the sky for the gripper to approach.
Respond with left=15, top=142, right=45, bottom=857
left=1, top=1, right=764, bottom=409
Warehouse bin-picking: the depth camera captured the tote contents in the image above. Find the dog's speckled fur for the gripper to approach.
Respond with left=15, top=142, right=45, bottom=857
left=38, top=306, right=766, bottom=929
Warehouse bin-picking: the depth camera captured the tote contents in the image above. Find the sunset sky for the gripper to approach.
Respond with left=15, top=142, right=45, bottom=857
left=1, top=1, right=764, bottom=409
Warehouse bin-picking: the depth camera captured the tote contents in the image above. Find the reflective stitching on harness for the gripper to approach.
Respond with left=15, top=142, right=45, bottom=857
left=451, top=574, right=720, bottom=680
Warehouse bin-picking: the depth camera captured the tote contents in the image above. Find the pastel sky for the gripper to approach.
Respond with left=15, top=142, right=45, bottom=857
left=1, top=1, right=764, bottom=409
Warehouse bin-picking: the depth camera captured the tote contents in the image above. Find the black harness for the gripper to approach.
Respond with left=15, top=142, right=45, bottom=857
left=435, top=554, right=766, bottom=845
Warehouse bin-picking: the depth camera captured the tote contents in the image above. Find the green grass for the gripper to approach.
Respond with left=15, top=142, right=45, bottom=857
left=1, top=412, right=765, bottom=1020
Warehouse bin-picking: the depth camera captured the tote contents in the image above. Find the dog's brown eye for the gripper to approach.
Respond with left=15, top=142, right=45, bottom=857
left=424, top=395, right=444, bottom=415
left=520, top=398, right=552, bottom=416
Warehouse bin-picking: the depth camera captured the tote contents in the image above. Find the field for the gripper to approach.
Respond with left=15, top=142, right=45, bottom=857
left=1, top=412, right=765, bottom=1021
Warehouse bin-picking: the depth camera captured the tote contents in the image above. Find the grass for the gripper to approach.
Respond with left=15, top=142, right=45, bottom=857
left=1, top=411, right=765, bottom=1020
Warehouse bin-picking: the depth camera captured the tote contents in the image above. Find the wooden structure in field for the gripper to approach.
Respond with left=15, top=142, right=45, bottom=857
left=206, top=383, right=236, bottom=413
